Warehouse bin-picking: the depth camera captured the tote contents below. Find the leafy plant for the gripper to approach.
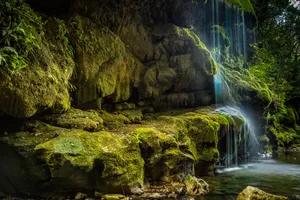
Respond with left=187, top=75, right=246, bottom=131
left=0, top=0, right=42, bottom=71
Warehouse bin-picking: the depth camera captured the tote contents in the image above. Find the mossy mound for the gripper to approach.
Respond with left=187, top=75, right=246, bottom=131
left=97, top=110, right=134, bottom=129
left=41, top=108, right=104, bottom=132
left=118, top=109, right=143, bottom=124
left=35, top=129, right=144, bottom=194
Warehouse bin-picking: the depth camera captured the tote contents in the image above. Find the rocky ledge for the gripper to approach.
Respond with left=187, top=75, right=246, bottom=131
left=0, top=106, right=244, bottom=199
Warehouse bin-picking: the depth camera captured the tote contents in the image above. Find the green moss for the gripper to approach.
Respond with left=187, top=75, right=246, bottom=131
left=151, top=109, right=245, bottom=163
left=0, top=121, right=64, bottom=150
left=220, top=58, right=273, bottom=108
left=178, top=135, right=198, bottom=160
left=0, top=3, right=74, bottom=117
left=185, top=115, right=220, bottom=144
left=35, top=129, right=144, bottom=190
left=97, top=110, right=131, bottom=129
left=41, top=108, right=104, bottom=131
left=68, top=14, right=138, bottom=105
left=102, top=194, right=127, bottom=200
left=198, top=147, right=219, bottom=161
left=117, top=109, right=143, bottom=123
left=162, top=148, right=196, bottom=173
left=133, top=127, right=177, bottom=149
left=183, top=28, right=218, bottom=76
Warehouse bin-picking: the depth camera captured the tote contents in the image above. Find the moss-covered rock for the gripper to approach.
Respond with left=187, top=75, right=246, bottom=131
left=35, top=129, right=144, bottom=194
left=102, top=194, right=129, bottom=200
left=236, top=186, right=288, bottom=200
left=0, top=106, right=247, bottom=197
left=0, top=120, right=145, bottom=195
left=41, top=108, right=104, bottom=131
left=118, top=109, right=143, bottom=124
left=169, top=54, right=212, bottom=92
left=133, top=127, right=194, bottom=182
left=151, top=24, right=217, bottom=76
left=142, top=107, right=245, bottom=175
left=97, top=110, right=132, bottom=129
left=138, top=61, right=176, bottom=99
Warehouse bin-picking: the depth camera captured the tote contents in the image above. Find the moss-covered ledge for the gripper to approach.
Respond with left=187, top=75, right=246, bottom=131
left=0, top=107, right=245, bottom=197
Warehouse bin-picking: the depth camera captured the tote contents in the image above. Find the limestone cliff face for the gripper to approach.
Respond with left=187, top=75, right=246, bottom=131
left=0, top=0, right=218, bottom=118
left=0, top=0, right=251, bottom=198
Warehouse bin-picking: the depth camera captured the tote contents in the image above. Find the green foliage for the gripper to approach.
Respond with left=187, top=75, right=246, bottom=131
left=250, top=0, right=300, bottom=149
left=0, top=0, right=42, bottom=71
left=252, top=0, right=300, bottom=101
left=221, top=0, right=256, bottom=15
left=266, top=104, right=300, bottom=149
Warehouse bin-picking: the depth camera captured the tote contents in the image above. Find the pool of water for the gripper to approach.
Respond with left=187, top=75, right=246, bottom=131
left=201, top=152, right=300, bottom=200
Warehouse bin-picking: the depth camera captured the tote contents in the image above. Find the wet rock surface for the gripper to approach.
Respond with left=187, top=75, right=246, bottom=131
left=0, top=107, right=245, bottom=198
left=236, top=186, right=288, bottom=200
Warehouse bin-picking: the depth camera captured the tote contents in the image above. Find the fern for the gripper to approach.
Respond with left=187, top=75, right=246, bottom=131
left=0, top=54, right=7, bottom=66
left=0, top=0, right=42, bottom=71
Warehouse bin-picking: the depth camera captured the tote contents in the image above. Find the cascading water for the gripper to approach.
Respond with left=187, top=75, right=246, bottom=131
left=209, top=0, right=257, bottom=169
left=215, top=106, right=259, bottom=169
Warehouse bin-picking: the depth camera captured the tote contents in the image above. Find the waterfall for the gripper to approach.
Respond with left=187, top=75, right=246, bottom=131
left=209, top=1, right=256, bottom=168
left=215, top=106, right=259, bottom=167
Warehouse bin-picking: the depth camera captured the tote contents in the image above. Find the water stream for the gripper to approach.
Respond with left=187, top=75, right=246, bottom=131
left=202, top=152, right=300, bottom=200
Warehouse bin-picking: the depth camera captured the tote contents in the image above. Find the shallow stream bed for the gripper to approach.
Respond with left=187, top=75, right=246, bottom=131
left=202, top=152, right=300, bottom=200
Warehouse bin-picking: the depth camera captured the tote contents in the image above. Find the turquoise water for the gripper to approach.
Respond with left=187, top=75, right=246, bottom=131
left=202, top=152, right=300, bottom=200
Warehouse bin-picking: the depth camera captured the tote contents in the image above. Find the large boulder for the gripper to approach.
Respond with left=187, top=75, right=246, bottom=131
left=236, top=186, right=288, bottom=200
left=0, top=121, right=144, bottom=196
left=35, top=130, right=145, bottom=194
